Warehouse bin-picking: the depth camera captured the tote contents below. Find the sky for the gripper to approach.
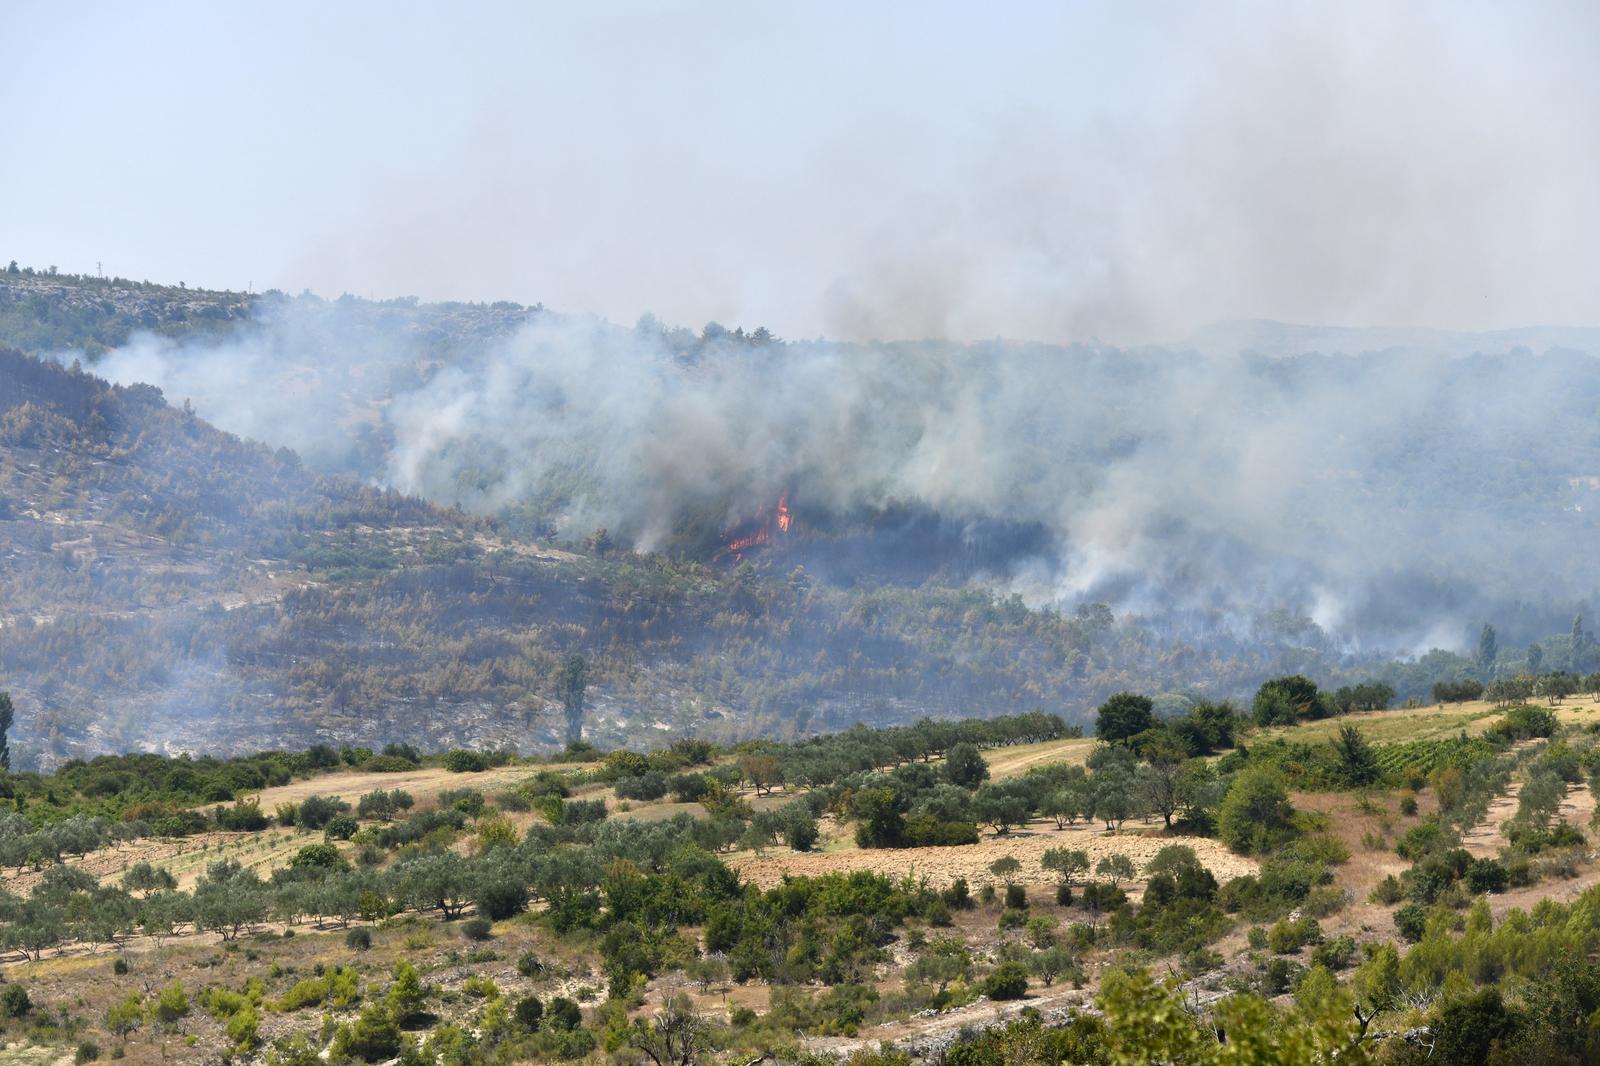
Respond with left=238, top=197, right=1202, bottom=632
left=4, top=1, right=1599, bottom=345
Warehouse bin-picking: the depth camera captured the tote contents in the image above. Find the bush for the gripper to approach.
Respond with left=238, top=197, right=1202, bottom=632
left=461, top=918, right=494, bottom=941
left=74, top=1042, right=100, bottom=1064
left=669, top=773, right=710, bottom=803
left=1, top=984, right=32, bottom=1018
left=444, top=750, right=490, bottom=773
left=296, top=795, right=351, bottom=831
left=514, top=995, right=544, bottom=1032
left=1487, top=704, right=1558, bottom=743
left=1394, top=903, right=1428, bottom=943
left=1004, top=883, right=1028, bottom=909
left=1055, top=883, right=1074, bottom=906
left=1266, top=916, right=1321, bottom=954
left=941, top=878, right=973, bottom=910
left=1465, top=858, right=1509, bottom=894
left=1310, top=935, right=1357, bottom=971
left=345, top=928, right=372, bottom=951
left=980, top=961, right=1030, bottom=1000
left=1432, top=988, right=1517, bottom=1065
left=614, top=771, right=668, bottom=801
left=516, top=951, right=545, bottom=978
left=783, top=811, right=820, bottom=852
left=289, top=843, right=347, bottom=872
left=1398, top=795, right=1419, bottom=817
left=1216, top=766, right=1297, bottom=854
left=215, top=800, right=269, bottom=832
left=545, top=997, right=582, bottom=1031
left=324, top=815, right=358, bottom=841
left=439, top=788, right=486, bottom=816
left=1260, top=957, right=1304, bottom=995
left=332, top=1004, right=403, bottom=1062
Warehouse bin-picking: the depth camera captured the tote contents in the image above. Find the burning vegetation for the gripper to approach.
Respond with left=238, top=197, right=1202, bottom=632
left=716, top=493, right=793, bottom=561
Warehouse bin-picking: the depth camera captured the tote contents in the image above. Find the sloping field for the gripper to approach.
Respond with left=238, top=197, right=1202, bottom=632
left=1263, top=695, right=1600, bottom=747
left=984, top=737, right=1096, bottom=779
left=730, top=816, right=1256, bottom=889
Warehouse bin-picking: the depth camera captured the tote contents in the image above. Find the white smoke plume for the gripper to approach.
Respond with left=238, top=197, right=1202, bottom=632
left=77, top=295, right=1600, bottom=654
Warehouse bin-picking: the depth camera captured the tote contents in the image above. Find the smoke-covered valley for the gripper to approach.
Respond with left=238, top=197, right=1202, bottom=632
left=72, top=287, right=1600, bottom=655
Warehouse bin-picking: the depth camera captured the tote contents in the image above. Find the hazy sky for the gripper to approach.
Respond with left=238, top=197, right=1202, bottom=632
left=5, top=2, right=1598, bottom=343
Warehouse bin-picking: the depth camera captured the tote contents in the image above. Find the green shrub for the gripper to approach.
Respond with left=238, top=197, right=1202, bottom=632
left=1394, top=903, right=1428, bottom=943
left=980, top=962, right=1030, bottom=1000
left=1465, top=858, right=1509, bottom=894
left=513, top=995, right=544, bottom=1032
left=2, top=984, right=32, bottom=1018
left=332, top=1004, right=402, bottom=1062
left=324, top=815, right=358, bottom=841
left=461, top=918, right=493, bottom=941
left=444, top=750, right=490, bottom=773
left=346, top=928, right=372, bottom=951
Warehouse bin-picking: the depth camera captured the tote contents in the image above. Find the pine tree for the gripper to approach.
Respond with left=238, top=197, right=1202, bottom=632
left=1477, top=624, right=1499, bottom=679
left=0, top=691, right=12, bottom=772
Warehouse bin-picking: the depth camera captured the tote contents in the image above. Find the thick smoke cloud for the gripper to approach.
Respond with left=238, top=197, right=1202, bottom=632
left=81, top=300, right=1600, bottom=655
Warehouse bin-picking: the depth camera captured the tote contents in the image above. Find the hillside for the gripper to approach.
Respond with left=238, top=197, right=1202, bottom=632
left=4, top=339, right=1453, bottom=769
left=1, top=690, right=1597, bottom=1064
left=7, top=272, right=1600, bottom=769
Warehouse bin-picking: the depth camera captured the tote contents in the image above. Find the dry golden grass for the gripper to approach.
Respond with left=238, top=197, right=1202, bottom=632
left=730, top=814, right=1256, bottom=889
left=1262, top=694, right=1600, bottom=747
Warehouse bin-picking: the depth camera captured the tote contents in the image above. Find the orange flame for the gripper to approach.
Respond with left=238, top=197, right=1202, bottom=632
left=716, top=493, right=793, bottom=561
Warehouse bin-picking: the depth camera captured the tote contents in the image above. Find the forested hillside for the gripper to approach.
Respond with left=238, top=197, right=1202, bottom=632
left=3, top=271, right=1593, bottom=769
left=0, top=340, right=1430, bottom=769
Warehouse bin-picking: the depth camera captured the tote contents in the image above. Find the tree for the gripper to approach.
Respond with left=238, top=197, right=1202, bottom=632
left=685, top=955, right=729, bottom=994
left=1138, top=742, right=1190, bottom=829
left=1528, top=642, right=1544, bottom=675
left=907, top=940, right=971, bottom=994
left=989, top=855, right=1022, bottom=884
left=1216, top=766, right=1296, bottom=854
left=980, top=961, right=1030, bottom=1000
left=333, top=1003, right=403, bottom=1062
left=944, top=742, right=990, bottom=788
left=626, top=995, right=710, bottom=1066
left=1031, top=945, right=1077, bottom=986
left=386, top=961, right=427, bottom=1024
left=1092, top=767, right=1133, bottom=830
left=154, top=980, right=190, bottom=1026
left=0, top=691, right=12, bottom=772
left=1095, top=854, right=1136, bottom=883
left=1096, top=693, right=1155, bottom=743
left=1478, top=623, right=1499, bottom=678
left=105, top=991, right=144, bottom=1039
left=1333, top=725, right=1380, bottom=787
left=973, top=784, right=1030, bottom=835
left=1253, top=675, right=1323, bottom=726
left=738, top=753, right=784, bottom=796
left=558, top=653, right=589, bottom=745
left=1041, top=847, right=1090, bottom=885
